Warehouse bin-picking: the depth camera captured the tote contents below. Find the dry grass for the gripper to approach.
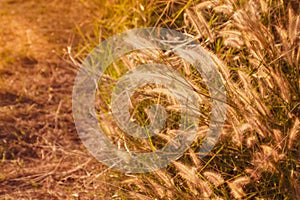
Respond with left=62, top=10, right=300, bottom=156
left=0, top=0, right=299, bottom=199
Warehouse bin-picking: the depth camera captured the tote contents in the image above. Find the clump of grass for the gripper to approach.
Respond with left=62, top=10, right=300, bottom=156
left=181, top=1, right=299, bottom=198
left=73, top=0, right=299, bottom=199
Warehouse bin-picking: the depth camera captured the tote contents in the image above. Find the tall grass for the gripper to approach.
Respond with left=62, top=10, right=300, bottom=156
left=72, top=0, right=299, bottom=199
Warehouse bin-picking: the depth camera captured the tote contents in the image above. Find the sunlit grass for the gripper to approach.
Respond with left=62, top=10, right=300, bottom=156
left=72, top=0, right=300, bottom=199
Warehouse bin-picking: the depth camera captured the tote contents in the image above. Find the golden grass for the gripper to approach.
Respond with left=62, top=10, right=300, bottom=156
left=76, top=0, right=299, bottom=199
left=0, top=0, right=299, bottom=199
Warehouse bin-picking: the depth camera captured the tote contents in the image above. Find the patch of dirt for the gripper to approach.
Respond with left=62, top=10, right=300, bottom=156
left=0, top=0, right=119, bottom=198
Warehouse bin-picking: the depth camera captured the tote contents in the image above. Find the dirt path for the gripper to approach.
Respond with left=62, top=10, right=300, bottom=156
left=0, top=0, right=118, bottom=198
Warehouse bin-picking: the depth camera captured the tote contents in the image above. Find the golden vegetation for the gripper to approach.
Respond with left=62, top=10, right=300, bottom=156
left=0, top=0, right=299, bottom=199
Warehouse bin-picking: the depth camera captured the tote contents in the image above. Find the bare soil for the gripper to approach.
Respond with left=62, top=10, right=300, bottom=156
left=0, top=0, right=119, bottom=198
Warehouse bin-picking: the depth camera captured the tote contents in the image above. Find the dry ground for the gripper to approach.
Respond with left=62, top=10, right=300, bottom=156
left=0, top=0, right=123, bottom=199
